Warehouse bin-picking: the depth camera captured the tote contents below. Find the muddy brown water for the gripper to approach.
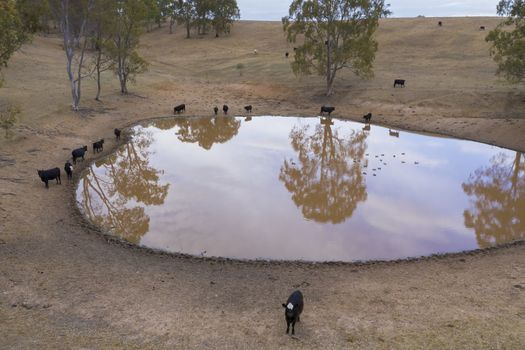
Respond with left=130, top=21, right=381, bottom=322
left=76, top=116, right=524, bottom=262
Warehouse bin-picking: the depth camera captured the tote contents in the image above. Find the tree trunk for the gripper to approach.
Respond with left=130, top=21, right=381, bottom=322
left=325, top=38, right=334, bottom=96
left=511, top=152, right=522, bottom=196
left=95, top=49, right=102, bottom=101
left=60, top=0, right=93, bottom=111
left=186, top=22, right=191, bottom=38
left=169, top=18, right=174, bottom=34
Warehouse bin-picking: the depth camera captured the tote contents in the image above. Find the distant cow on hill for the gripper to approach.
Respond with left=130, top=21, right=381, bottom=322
left=223, top=105, right=229, bottom=114
left=37, top=167, right=61, bottom=188
left=114, top=128, right=121, bottom=140
left=244, top=105, right=252, bottom=113
left=213, top=106, right=219, bottom=115
left=479, top=26, right=485, bottom=30
left=174, top=104, right=186, bottom=114
left=438, top=21, right=442, bottom=27
left=363, top=112, right=372, bottom=123
left=320, top=106, right=335, bottom=116
left=394, top=79, right=405, bottom=88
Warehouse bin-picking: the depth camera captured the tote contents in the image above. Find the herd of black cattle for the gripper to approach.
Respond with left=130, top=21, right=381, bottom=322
left=37, top=128, right=121, bottom=188
left=36, top=99, right=379, bottom=189
left=36, top=101, right=378, bottom=189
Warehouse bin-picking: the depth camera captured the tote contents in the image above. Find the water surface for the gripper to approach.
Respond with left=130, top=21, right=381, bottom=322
left=77, top=116, right=524, bottom=261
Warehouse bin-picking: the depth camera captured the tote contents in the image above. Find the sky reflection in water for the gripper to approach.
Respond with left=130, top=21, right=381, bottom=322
left=77, top=116, right=524, bottom=262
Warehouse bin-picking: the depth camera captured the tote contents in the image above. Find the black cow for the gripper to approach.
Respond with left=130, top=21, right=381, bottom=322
left=37, top=168, right=61, bottom=188
left=174, top=104, right=186, bottom=114
left=320, top=106, right=335, bottom=116
left=363, top=112, right=372, bottom=123
left=114, top=128, right=121, bottom=140
left=244, top=105, right=252, bottom=113
left=213, top=106, right=219, bottom=115
left=282, top=290, right=304, bottom=335
left=223, top=104, right=229, bottom=114
left=479, top=26, right=485, bottom=31
left=438, top=21, right=442, bottom=27
left=93, top=139, right=104, bottom=153
left=394, top=79, right=405, bottom=88
left=285, top=52, right=289, bottom=58
left=72, top=146, right=88, bottom=164
left=64, top=161, right=73, bottom=181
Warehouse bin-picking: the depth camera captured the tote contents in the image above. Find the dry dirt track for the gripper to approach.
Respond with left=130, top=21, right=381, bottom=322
left=1, top=19, right=525, bottom=349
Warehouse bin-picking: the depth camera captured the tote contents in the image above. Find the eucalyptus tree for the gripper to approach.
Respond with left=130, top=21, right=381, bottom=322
left=486, top=1, right=525, bottom=83
left=0, top=0, right=30, bottom=81
left=174, top=0, right=196, bottom=38
left=90, top=0, right=114, bottom=101
left=463, top=152, right=525, bottom=247
left=50, top=0, right=95, bottom=110
left=282, top=0, right=390, bottom=96
left=194, top=0, right=212, bottom=35
left=155, top=0, right=172, bottom=28
left=210, top=0, right=240, bottom=37
left=144, top=0, right=159, bottom=31
left=106, top=0, right=149, bottom=94
left=15, top=0, right=51, bottom=33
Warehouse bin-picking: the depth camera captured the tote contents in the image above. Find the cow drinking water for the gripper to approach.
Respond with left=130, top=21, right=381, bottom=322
left=174, top=104, right=186, bottom=114
left=320, top=106, right=335, bottom=116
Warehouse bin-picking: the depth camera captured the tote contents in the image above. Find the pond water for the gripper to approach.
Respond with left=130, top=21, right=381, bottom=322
left=77, top=116, right=524, bottom=262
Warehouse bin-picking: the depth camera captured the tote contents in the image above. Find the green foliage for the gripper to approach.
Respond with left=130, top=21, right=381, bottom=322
left=236, top=62, right=244, bottom=75
left=211, top=0, right=240, bottom=37
left=172, top=0, right=239, bottom=38
left=0, top=105, right=20, bottom=138
left=0, top=0, right=30, bottom=71
left=282, top=0, right=390, bottom=96
left=16, top=0, right=51, bottom=33
left=105, top=0, right=149, bottom=94
left=486, top=0, right=525, bottom=83
left=174, top=0, right=197, bottom=38
left=143, top=0, right=160, bottom=31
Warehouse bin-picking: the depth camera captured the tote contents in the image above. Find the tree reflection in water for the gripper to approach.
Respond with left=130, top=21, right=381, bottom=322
left=279, top=118, right=368, bottom=224
left=463, top=152, right=524, bottom=247
left=80, top=129, right=169, bottom=244
left=157, top=117, right=241, bottom=150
